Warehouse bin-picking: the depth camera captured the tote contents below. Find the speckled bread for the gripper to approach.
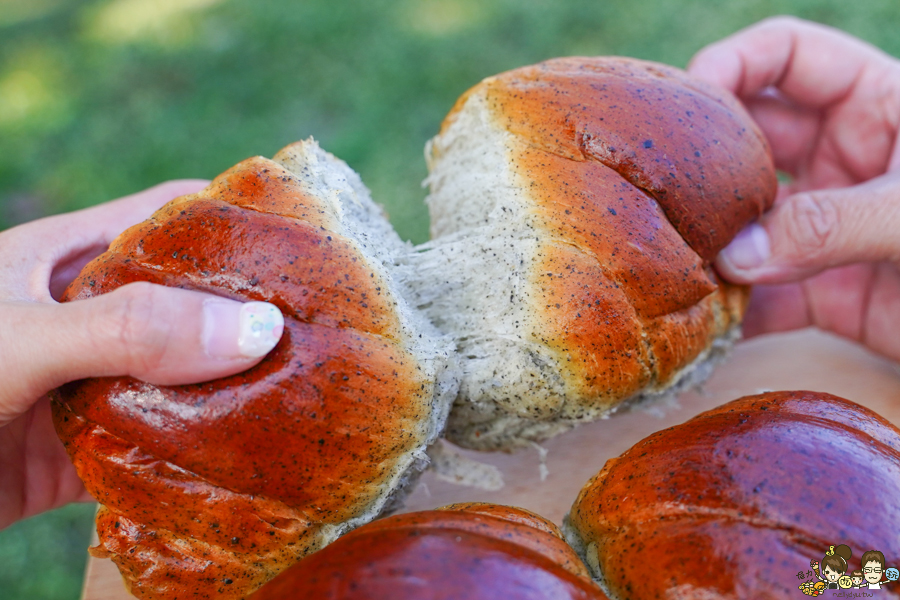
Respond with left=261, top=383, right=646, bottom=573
left=249, top=503, right=609, bottom=600
left=51, top=139, right=457, bottom=600
left=564, top=391, right=900, bottom=599
left=402, top=57, right=777, bottom=449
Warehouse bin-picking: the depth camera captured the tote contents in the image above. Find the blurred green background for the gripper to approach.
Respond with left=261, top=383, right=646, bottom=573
left=1, top=0, right=897, bottom=598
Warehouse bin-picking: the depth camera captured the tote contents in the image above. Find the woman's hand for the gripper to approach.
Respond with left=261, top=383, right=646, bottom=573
left=0, top=181, right=283, bottom=528
left=688, top=16, right=900, bottom=359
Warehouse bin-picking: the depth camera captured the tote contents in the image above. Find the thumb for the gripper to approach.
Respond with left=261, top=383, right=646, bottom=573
left=0, top=282, right=284, bottom=425
left=715, top=172, right=900, bottom=284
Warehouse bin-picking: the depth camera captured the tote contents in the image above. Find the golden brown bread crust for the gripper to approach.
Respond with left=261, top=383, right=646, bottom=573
left=416, top=56, right=773, bottom=448
left=249, top=503, right=609, bottom=600
left=520, top=149, right=717, bottom=318
left=51, top=141, right=450, bottom=600
left=444, top=57, right=777, bottom=261
left=433, top=502, right=591, bottom=580
left=564, top=391, right=900, bottom=599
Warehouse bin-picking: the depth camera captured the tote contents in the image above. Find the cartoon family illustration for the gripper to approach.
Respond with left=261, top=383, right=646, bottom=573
left=798, top=545, right=899, bottom=596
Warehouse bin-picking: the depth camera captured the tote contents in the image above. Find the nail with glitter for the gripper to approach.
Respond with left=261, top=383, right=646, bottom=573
left=238, top=302, right=285, bottom=357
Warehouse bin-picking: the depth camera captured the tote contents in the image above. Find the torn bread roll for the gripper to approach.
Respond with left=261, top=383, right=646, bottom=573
left=51, top=139, right=457, bottom=600
left=402, top=57, right=777, bottom=449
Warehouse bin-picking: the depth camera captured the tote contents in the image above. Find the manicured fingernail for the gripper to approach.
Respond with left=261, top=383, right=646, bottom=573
left=721, top=223, right=770, bottom=270
left=203, top=300, right=284, bottom=359
left=238, top=302, right=284, bottom=357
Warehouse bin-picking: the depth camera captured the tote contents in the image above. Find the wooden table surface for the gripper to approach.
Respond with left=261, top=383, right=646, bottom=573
left=81, top=328, right=900, bottom=599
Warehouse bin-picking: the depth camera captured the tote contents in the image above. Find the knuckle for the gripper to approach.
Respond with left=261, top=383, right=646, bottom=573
left=105, top=282, right=174, bottom=376
left=780, top=192, right=841, bottom=259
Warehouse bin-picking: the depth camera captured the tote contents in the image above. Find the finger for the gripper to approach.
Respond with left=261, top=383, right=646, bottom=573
left=739, top=282, right=810, bottom=338
left=0, top=180, right=209, bottom=302
left=715, top=171, right=900, bottom=283
left=0, top=398, right=93, bottom=527
left=740, top=92, right=821, bottom=177
left=48, top=244, right=114, bottom=301
left=689, top=17, right=900, bottom=189
left=688, top=16, right=888, bottom=108
left=40, top=180, right=210, bottom=245
left=739, top=264, right=874, bottom=343
left=744, top=263, right=900, bottom=364
left=49, top=180, right=211, bottom=297
left=0, top=283, right=284, bottom=426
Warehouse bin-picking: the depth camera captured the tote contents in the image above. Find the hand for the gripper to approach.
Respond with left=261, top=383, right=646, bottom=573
left=688, top=16, right=900, bottom=359
left=0, top=181, right=284, bottom=529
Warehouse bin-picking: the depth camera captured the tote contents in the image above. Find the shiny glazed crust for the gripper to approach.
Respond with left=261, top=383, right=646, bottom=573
left=51, top=140, right=456, bottom=600
left=564, top=391, right=900, bottom=599
left=404, top=57, right=776, bottom=449
left=249, top=503, right=609, bottom=600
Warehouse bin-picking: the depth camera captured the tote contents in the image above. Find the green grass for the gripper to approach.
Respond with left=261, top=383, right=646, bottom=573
left=0, top=503, right=96, bottom=600
left=1, top=0, right=899, bottom=241
left=1, top=0, right=898, bottom=597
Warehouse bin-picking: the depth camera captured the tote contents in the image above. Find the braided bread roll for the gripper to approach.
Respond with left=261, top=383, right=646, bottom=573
left=402, top=57, right=777, bottom=449
left=51, top=140, right=457, bottom=600
left=250, top=503, right=609, bottom=600
left=564, top=391, right=900, bottom=599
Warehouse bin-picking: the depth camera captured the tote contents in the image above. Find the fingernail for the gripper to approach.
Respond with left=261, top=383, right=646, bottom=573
left=721, top=223, right=770, bottom=271
left=203, top=300, right=284, bottom=359
left=238, top=302, right=285, bottom=357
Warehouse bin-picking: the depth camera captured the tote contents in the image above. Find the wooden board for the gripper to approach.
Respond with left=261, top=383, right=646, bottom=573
left=81, top=328, right=900, bottom=599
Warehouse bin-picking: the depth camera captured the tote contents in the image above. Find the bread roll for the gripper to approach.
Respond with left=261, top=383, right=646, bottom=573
left=51, top=139, right=457, bottom=600
left=249, top=503, right=609, bottom=599
left=402, top=57, right=777, bottom=449
left=564, top=391, right=900, bottom=599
